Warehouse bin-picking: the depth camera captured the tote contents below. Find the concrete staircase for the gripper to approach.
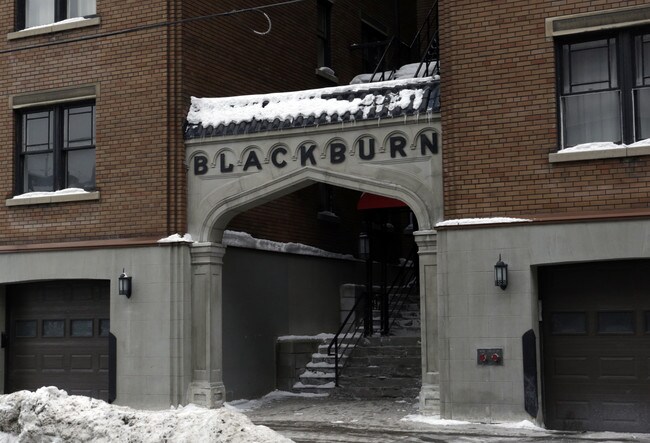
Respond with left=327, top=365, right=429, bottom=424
left=335, top=335, right=421, bottom=399
left=293, top=292, right=422, bottom=399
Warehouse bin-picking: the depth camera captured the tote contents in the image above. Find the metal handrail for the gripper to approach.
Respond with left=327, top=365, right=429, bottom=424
left=327, top=292, right=367, bottom=386
left=327, top=244, right=419, bottom=386
left=386, top=245, right=419, bottom=333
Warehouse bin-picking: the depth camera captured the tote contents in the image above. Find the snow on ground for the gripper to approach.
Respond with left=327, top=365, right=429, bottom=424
left=435, top=217, right=532, bottom=227
left=404, top=414, right=545, bottom=431
left=225, top=390, right=329, bottom=413
left=0, top=387, right=292, bottom=443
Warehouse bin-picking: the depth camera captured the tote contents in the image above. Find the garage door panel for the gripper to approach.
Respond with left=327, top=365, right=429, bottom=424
left=70, top=354, right=93, bottom=371
left=14, top=354, right=38, bottom=370
left=6, top=281, right=110, bottom=401
left=552, top=357, right=590, bottom=378
left=99, top=354, right=109, bottom=371
left=598, top=357, right=637, bottom=379
left=42, top=354, right=66, bottom=370
left=541, top=261, right=650, bottom=433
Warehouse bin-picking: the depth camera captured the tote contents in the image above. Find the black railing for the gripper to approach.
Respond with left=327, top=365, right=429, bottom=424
left=369, top=1, right=439, bottom=83
left=327, top=244, right=419, bottom=386
left=327, top=292, right=367, bottom=386
left=386, top=245, right=419, bottom=334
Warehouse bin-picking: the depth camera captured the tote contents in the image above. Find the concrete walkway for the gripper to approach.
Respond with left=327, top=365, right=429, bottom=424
left=241, top=394, right=650, bottom=443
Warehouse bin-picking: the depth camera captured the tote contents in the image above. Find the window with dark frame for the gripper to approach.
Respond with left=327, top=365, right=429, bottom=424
left=361, top=21, right=388, bottom=75
left=559, top=28, right=650, bottom=149
left=316, top=0, right=331, bottom=68
left=18, top=0, right=96, bottom=30
left=17, top=102, right=96, bottom=194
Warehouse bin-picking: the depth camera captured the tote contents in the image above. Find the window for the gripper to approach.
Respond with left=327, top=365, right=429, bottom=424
left=317, top=0, right=331, bottom=68
left=17, top=102, right=96, bottom=194
left=559, top=28, right=650, bottom=148
left=361, top=22, right=387, bottom=74
left=19, top=0, right=96, bottom=29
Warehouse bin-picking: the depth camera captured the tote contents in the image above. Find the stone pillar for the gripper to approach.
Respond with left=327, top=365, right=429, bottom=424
left=187, top=242, right=227, bottom=408
left=414, top=230, right=439, bottom=414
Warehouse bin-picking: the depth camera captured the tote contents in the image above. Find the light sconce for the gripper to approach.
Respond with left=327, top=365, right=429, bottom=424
left=494, top=254, right=508, bottom=290
left=358, top=231, right=370, bottom=260
left=119, top=269, right=132, bottom=298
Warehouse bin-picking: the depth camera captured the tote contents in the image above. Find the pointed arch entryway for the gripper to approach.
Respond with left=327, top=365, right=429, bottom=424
left=184, top=111, right=442, bottom=413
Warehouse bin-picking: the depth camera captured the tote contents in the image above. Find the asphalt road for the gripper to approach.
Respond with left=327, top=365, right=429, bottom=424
left=242, top=395, right=650, bottom=443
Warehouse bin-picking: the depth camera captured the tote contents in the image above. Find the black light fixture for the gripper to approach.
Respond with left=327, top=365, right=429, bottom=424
left=358, top=231, right=370, bottom=260
left=494, top=254, right=508, bottom=290
left=119, top=269, right=132, bottom=298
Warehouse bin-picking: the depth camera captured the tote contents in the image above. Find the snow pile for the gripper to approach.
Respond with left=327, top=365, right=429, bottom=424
left=223, top=230, right=354, bottom=260
left=158, top=233, right=194, bottom=243
left=435, top=217, right=532, bottom=227
left=12, top=188, right=90, bottom=200
left=0, top=387, right=292, bottom=443
left=187, top=77, right=433, bottom=128
left=562, top=137, right=650, bottom=153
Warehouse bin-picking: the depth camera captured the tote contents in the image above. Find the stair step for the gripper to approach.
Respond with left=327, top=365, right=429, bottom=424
left=342, top=365, right=420, bottom=377
left=334, top=386, right=421, bottom=399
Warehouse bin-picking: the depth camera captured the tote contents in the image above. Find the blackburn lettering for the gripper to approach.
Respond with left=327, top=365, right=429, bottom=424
left=192, top=130, right=439, bottom=176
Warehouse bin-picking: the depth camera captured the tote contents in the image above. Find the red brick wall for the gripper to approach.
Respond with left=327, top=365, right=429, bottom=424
left=0, top=1, right=182, bottom=245
left=0, top=1, right=426, bottom=248
left=439, top=0, right=650, bottom=220
left=179, top=0, right=420, bottom=252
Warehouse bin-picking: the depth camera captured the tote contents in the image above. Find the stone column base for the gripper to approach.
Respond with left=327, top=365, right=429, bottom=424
left=187, top=381, right=226, bottom=408
left=419, top=381, right=440, bottom=415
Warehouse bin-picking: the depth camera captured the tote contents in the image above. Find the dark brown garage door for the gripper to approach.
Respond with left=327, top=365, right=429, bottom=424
left=541, top=260, right=650, bottom=432
left=6, top=280, right=110, bottom=401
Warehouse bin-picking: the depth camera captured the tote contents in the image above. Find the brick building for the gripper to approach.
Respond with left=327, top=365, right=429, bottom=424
left=7, top=0, right=645, bottom=434
left=436, top=0, right=650, bottom=433
left=0, top=0, right=432, bottom=409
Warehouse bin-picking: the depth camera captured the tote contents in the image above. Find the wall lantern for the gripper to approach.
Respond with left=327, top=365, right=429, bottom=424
left=119, top=269, right=132, bottom=298
left=358, top=232, right=370, bottom=260
left=494, top=254, right=508, bottom=290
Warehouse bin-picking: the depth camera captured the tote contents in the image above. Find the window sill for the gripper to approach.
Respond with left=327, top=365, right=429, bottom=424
left=549, top=144, right=650, bottom=163
left=6, top=191, right=100, bottom=207
left=7, top=16, right=101, bottom=41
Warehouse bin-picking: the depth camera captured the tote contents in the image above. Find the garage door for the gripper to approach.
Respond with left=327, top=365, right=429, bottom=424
left=541, top=261, right=650, bottom=432
left=6, top=280, right=110, bottom=401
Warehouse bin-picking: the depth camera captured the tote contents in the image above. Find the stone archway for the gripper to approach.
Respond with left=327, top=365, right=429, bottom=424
left=185, top=118, right=441, bottom=411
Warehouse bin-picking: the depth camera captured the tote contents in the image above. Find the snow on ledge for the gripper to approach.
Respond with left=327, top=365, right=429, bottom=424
left=12, top=188, right=90, bottom=200
left=277, top=333, right=335, bottom=342
left=19, top=16, right=90, bottom=32
left=158, top=233, right=194, bottom=243
left=560, top=138, right=650, bottom=153
left=223, top=230, right=354, bottom=260
left=187, top=77, right=433, bottom=128
left=435, top=217, right=532, bottom=227
left=156, top=230, right=356, bottom=259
